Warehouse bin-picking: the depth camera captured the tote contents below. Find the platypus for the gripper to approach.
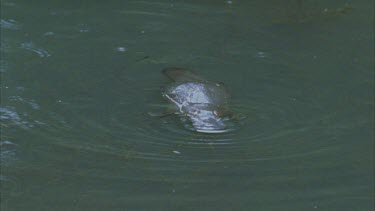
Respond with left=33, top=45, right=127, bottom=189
left=161, top=67, right=234, bottom=133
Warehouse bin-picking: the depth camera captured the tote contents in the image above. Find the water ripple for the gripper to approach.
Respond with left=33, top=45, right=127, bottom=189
left=0, top=19, right=20, bottom=30
left=20, top=42, right=51, bottom=57
left=4, top=3, right=340, bottom=168
left=9, top=96, right=40, bottom=110
left=0, top=106, right=43, bottom=129
left=118, top=10, right=170, bottom=17
left=0, top=140, right=17, bottom=165
left=38, top=69, right=333, bottom=166
left=0, top=140, right=18, bottom=183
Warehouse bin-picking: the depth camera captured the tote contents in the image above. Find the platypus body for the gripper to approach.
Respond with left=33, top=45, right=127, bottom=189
left=161, top=67, right=233, bottom=133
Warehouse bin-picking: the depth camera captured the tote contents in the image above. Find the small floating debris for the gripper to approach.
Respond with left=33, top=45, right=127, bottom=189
left=172, top=150, right=181, bottom=155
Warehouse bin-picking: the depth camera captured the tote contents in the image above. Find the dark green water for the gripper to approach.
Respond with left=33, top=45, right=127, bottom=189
left=1, top=0, right=374, bottom=210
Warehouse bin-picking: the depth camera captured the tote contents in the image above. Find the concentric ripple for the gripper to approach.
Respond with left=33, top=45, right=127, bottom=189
left=1, top=0, right=360, bottom=181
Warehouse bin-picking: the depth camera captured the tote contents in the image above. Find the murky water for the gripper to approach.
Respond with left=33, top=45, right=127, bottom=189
left=1, top=0, right=373, bottom=210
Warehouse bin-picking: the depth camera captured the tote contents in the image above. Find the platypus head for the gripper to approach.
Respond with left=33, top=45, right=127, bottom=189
left=181, top=103, right=233, bottom=133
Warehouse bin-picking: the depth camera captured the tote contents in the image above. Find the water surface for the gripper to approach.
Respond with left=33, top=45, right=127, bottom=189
left=1, top=0, right=374, bottom=210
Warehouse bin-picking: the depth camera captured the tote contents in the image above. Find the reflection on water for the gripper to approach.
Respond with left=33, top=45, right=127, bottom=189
left=1, top=0, right=373, bottom=210
left=0, top=19, right=20, bottom=30
left=20, top=42, right=51, bottom=58
left=0, top=106, right=41, bottom=129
